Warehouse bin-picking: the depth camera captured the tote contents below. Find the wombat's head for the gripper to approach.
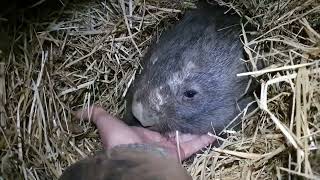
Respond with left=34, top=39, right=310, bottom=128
left=126, top=8, right=254, bottom=136
left=130, top=46, right=251, bottom=135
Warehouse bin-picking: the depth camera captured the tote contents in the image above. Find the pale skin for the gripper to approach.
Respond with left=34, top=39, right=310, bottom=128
left=75, top=105, right=216, bottom=161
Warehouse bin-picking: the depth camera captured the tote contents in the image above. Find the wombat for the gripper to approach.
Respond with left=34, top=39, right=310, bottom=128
left=124, top=4, right=254, bottom=136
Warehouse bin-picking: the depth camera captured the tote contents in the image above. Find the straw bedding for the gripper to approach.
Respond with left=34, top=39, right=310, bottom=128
left=0, top=0, right=319, bottom=179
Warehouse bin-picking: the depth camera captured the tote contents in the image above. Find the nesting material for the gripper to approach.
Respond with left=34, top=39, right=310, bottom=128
left=1, top=0, right=319, bottom=179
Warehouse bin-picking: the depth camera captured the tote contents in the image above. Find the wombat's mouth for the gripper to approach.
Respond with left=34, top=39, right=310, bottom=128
left=148, top=126, right=217, bottom=149
left=147, top=125, right=160, bottom=132
left=147, top=124, right=204, bottom=138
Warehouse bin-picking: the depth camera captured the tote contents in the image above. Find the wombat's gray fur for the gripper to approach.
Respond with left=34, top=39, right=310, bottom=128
left=124, top=5, right=254, bottom=136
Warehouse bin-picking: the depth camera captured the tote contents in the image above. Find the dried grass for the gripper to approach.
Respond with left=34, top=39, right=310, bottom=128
left=1, top=0, right=319, bottom=179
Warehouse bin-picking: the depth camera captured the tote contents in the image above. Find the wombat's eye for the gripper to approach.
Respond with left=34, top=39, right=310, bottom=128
left=183, top=90, right=198, bottom=98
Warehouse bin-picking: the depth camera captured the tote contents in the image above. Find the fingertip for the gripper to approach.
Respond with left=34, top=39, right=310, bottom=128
left=77, top=106, right=92, bottom=120
left=180, top=134, right=216, bottom=160
left=74, top=105, right=102, bottom=122
left=200, top=134, right=216, bottom=146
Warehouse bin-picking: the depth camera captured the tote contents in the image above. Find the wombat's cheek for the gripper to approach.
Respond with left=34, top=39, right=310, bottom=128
left=131, top=95, right=160, bottom=127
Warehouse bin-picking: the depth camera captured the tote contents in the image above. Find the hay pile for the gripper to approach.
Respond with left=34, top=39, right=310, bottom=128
left=1, top=0, right=319, bottom=179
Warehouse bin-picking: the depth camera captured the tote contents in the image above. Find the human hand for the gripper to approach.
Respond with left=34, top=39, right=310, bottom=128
left=75, top=105, right=215, bottom=161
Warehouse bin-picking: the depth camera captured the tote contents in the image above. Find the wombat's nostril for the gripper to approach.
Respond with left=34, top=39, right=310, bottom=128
left=132, top=95, right=159, bottom=127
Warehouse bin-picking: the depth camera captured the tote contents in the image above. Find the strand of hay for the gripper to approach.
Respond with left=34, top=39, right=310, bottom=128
left=0, top=62, right=5, bottom=127
left=1, top=0, right=319, bottom=179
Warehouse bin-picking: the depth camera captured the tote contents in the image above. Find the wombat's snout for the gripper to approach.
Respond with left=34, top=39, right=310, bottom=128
left=131, top=93, right=159, bottom=127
